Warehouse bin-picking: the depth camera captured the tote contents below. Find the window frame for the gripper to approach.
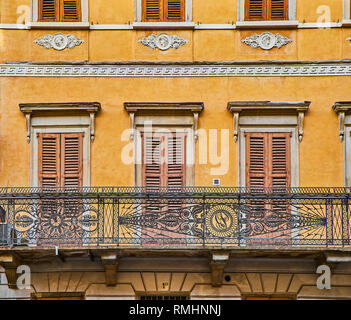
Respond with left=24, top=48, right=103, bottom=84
left=343, top=0, right=351, bottom=26
left=237, top=0, right=298, bottom=28
left=31, top=0, right=89, bottom=28
left=31, top=125, right=90, bottom=188
left=134, top=0, right=194, bottom=29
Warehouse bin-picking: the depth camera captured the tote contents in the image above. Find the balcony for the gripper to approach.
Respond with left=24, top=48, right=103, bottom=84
left=0, top=187, right=350, bottom=250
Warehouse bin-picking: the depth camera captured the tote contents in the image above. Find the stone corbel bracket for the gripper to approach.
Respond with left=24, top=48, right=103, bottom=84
left=0, top=253, right=21, bottom=289
left=210, top=251, right=230, bottom=287
left=19, top=102, right=101, bottom=143
left=332, top=102, right=351, bottom=142
left=124, top=102, right=204, bottom=142
left=227, top=101, right=311, bottom=142
left=100, top=251, right=119, bottom=286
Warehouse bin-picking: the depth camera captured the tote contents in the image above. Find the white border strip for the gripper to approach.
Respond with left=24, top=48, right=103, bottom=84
left=2, top=63, right=351, bottom=77
left=0, top=22, right=345, bottom=30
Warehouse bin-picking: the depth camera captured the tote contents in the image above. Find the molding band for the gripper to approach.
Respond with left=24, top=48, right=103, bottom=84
left=3, top=62, right=351, bottom=78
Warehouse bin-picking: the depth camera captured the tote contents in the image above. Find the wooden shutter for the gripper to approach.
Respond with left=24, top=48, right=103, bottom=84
left=39, top=0, right=59, bottom=22
left=61, top=133, right=83, bottom=187
left=143, top=134, right=162, bottom=189
left=270, top=133, right=290, bottom=188
left=246, top=132, right=290, bottom=188
left=166, top=134, right=185, bottom=188
left=60, top=0, right=81, bottom=22
left=245, top=0, right=266, bottom=21
left=268, top=0, right=288, bottom=20
left=38, top=133, right=61, bottom=187
left=38, top=133, right=83, bottom=187
left=143, top=0, right=163, bottom=22
left=165, top=0, right=185, bottom=22
left=246, top=133, right=268, bottom=188
left=245, top=0, right=288, bottom=21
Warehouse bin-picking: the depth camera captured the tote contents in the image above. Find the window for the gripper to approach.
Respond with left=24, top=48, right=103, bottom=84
left=38, top=0, right=81, bottom=22
left=237, top=0, right=296, bottom=26
left=245, top=0, right=288, bottom=21
left=38, top=133, right=83, bottom=187
left=246, top=132, right=291, bottom=189
left=142, top=0, right=185, bottom=22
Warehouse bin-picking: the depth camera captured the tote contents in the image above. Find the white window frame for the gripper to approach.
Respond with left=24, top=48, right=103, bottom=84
left=30, top=0, right=89, bottom=28
left=333, top=102, right=351, bottom=186
left=236, top=0, right=298, bottom=28
left=343, top=0, right=351, bottom=26
left=124, top=103, right=203, bottom=187
left=228, top=101, right=310, bottom=187
left=30, top=118, right=91, bottom=187
left=133, top=0, right=195, bottom=29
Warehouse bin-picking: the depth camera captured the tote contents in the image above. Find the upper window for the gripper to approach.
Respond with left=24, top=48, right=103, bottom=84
left=39, top=0, right=81, bottom=22
left=245, top=0, right=288, bottom=21
left=142, top=0, right=185, bottom=22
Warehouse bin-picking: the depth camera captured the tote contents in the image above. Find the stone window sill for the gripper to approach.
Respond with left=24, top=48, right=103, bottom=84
left=29, top=22, right=90, bottom=29
left=236, top=20, right=299, bottom=29
left=132, top=22, right=195, bottom=30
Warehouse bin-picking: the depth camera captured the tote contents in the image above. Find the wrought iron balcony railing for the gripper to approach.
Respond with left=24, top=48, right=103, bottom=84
left=0, top=186, right=350, bottom=248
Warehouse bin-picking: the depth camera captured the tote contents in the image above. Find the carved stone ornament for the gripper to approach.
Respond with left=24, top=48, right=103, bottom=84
left=34, top=33, right=84, bottom=51
left=242, top=32, right=292, bottom=50
left=139, top=33, right=188, bottom=51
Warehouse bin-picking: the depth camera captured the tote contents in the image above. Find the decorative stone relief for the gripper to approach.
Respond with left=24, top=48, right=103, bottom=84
left=242, top=32, right=292, bottom=50
left=34, top=33, right=84, bottom=51
left=139, top=33, right=188, bottom=51
left=3, top=62, right=351, bottom=78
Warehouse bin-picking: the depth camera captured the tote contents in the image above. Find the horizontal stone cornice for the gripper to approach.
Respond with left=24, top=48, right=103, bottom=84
left=124, top=102, right=204, bottom=113
left=19, top=102, right=101, bottom=114
left=227, top=101, right=311, bottom=113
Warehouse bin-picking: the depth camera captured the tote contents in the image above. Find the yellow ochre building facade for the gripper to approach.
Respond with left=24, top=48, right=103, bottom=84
left=0, top=0, right=351, bottom=300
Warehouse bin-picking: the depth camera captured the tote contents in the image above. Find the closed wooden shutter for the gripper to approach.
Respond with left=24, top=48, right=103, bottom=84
left=38, top=133, right=61, bottom=187
left=143, top=134, right=162, bottom=189
left=246, top=133, right=268, bottom=189
left=39, top=0, right=80, bottom=22
left=246, top=132, right=290, bottom=217
left=39, top=0, right=59, bottom=22
left=60, top=0, right=81, bottom=22
left=165, top=0, right=185, bottom=22
left=268, top=0, right=288, bottom=20
left=143, top=132, right=185, bottom=188
left=143, top=0, right=163, bottom=22
left=270, top=133, right=290, bottom=188
left=142, top=0, right=184, bottom=22
left=246, top=132, right=290, bottom=188
left=38, top=133, right=83, bottom=187
left=61, top=133, right=83, bottom=187
left=245, top=0, right=266, bottom=21
left=245, top=0, right=288, bottom=21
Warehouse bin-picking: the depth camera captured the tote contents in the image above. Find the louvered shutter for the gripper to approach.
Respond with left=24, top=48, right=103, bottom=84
left=246, top=133, right=268, bottom=189
left=268, top=0, right=288, bottom=20
left=143, top=133, right=162, bottom=189
left=39, top=0, right=59, bottom=22
left=166, top=133, right=185, bottom=212
left=245, top=0, right=266, bottom=21
left=61, top=133, right=83, bottom=187
left=270, top=133, right=290, bottom=189
left=165, top=0, right=185, bottom=22
left=143, top=0, right=163, bottom=22
left=38, top=133, right=61, bottom=187
left=60, top=0, right=81, bottom=22
left=166, top=134, right=185, bottom=188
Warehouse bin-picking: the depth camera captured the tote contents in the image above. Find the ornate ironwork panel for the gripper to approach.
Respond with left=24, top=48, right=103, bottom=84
left=0, top=187, right=350, bottom=248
